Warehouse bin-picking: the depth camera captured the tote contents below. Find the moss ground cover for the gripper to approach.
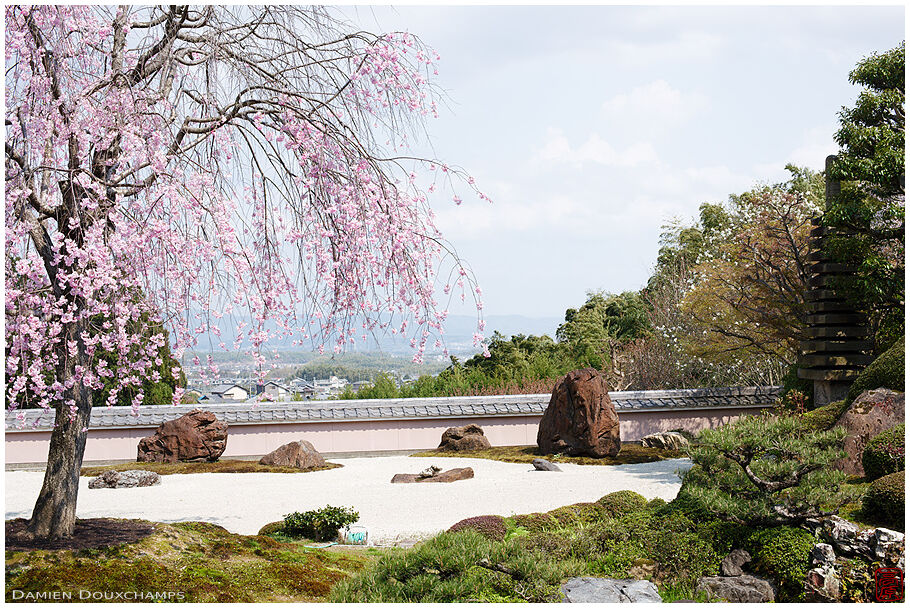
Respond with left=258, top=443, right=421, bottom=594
left=80, top=460, right=342, bottom=477
left=6, top=519, right=370, bottom=603
left=410, top=443, right=684, bottom=465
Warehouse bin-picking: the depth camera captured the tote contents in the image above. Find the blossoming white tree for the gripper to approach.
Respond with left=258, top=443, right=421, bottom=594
left=6, top=5, right=484, bottom=539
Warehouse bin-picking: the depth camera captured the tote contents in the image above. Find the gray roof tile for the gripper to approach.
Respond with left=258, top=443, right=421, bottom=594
left=6, top=386, right=780, bottom=431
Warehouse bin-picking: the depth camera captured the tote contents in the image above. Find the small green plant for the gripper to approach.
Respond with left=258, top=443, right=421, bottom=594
left=862, top=424, right=904, bottom=481
left=283, top=505, right=359, bottom=541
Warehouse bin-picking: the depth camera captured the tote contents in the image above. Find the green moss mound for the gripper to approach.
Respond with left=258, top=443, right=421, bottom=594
left=597, top=491, right=648, bottom=518
left=847, top=338, right=905, bottom=403
left=862, top=471, right=905, bottom=530
left=746, top=526, right=815, bottom=601
left=257, top=521, right=284, bottom=536
left=862, top=424, right=905, bottom=481
left=5, top=520, right=366, bottom=603
left=799, top=399, right=849, bottom=431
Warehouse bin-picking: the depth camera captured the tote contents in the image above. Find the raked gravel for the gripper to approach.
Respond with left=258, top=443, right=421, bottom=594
left=5, top=456, right=692, bottom=546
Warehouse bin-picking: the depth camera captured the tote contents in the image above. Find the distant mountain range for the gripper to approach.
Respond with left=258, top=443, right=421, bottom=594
left=185, top=313, right=563, bottom=358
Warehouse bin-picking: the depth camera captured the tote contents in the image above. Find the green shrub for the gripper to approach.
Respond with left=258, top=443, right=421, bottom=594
left=847, top=338, right=905, bottom=403
left=696, top=520, right=751, bottom=556
left=329, top=530, right=580, bottom=602
left=682, top=413, right=850, bottom=525
left=547, top=502, right=608, bottom=527
left=597, top=490, right=648, bottom=518
left=508, top=512, right=557, bottom=533
left=448, top=515, right=507, bottom=541
left=283, top=505, right=359, bottom=541
left=862, top=471, right=905, bottom=530
left=746, top=526, right=815, bottom=601
left=862, top=424, right=905, bottom=481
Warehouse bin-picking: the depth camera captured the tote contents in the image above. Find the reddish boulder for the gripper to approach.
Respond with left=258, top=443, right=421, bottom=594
left=259, top=440, right=325, bottom=469
left=439, top=424, right=492, bottom=452
left=537, top=368, right=621, bottom=457
left=137, top=409, right=228, bottom=463
left=835, top=389, right=905, bottom=476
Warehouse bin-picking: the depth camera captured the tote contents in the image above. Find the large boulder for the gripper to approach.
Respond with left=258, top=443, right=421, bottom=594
left=560, top=577, right=661, bottom=603
left=88, top=469, right=161, bottom=489
left=834, top=389, right=904, bottom=476
left=137, top=409, right=228, bottom=463
left=259, top=440, right=325, bottom=469
left=537, top=368, right=620, bottom=457
left=391, top=467, right=474, bottom=483
left=696, top=575, right=775, bottom=602
left=438, top=424, right=491, bottom=452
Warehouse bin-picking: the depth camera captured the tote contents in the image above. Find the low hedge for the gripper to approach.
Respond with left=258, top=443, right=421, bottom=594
left=862, top=424, right=905, bottom=481
left=862, top=471, right=905, bottom=530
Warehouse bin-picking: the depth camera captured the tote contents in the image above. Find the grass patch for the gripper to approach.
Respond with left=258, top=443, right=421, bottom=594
left=410, top=443, right=684, bottom=465
left=6, top=519, right=371, bottom=602
left=80, top=460, right=342, bottom=477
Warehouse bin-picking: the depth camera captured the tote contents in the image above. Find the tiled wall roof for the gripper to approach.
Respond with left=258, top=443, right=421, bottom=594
left=6, top=386, right=780, bottom=431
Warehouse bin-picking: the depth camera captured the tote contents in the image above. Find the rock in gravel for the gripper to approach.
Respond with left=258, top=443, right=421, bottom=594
left=720, top=549, right=751, bottom=577
left=696, top=575, right=775, bottom=602
left=532, top=458, right=561, bottom=472
left=259, top=440, right=325, bottom=469
left=137, top=409, right=228, bottom=463
left=537, top=368, right=621, bottom=458
left=560, top=577, right=662, bottom=603
left=391, top=467, right=474, bottom=483
left=88, top=470, right=161, bottom=489
left=438, top=424, right=492, bottom=452
left=640, top=431, right=689, bottom=451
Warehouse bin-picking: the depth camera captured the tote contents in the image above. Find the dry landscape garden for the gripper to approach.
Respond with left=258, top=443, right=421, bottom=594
left=4, top=5, right=906, bottom=605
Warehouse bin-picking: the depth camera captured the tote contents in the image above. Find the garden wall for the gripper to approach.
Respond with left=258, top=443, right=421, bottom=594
left=5, top=387, right=778, bottom=465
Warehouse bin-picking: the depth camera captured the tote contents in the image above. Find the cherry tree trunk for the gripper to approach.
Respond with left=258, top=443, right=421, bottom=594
left=26, top=352, right=93, bottom=539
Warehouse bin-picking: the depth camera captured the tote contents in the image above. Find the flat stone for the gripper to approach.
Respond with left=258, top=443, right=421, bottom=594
left=88, top=470, right=161, bottom=489
left=561, top=577, right=662, bottom=603
left=391, top=467, right=474, bottom=484
left=696, top=575, right=775, bottom=603
left=532, top=458, right=562, bottom=472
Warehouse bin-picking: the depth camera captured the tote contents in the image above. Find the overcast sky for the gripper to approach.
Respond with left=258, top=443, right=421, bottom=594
left=342, top=5, right=904, bottom=323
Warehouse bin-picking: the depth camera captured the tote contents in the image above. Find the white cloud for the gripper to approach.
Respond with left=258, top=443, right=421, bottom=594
left=605, top=30, right=726, bottom=68
left=601, top=80, right=706, bottom=129
left=533, top=128, right=659, bottom=168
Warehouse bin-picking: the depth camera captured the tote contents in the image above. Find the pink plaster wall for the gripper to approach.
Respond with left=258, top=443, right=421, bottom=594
left=5, top=406, right=769, bottom=465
